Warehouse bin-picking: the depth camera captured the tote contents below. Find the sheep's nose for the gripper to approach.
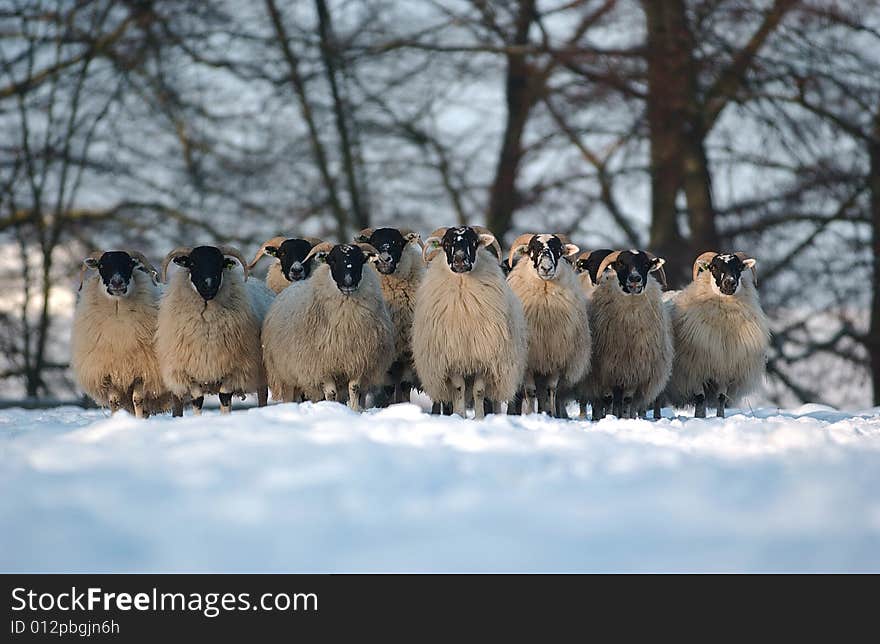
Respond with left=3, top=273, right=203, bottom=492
left=379, top=252, right=392, bottom=263
left=290, top=261, right=303, bottom=274
left=343, top=273, right=353, bottom=286
left=628, top=273, right=642, bottom=284
left=109, top=275, right=125, bottom=288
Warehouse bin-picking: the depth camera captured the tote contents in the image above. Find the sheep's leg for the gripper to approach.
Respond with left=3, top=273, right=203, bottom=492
left=523, top=374, right=537, bottom=415
left=507, top=391, right=523, bottom=415
left=450, top=375, right=467, bottom=417
left=399, top=380, right=413, bottom=405
left=717, top=393, right=727, bottom=418
left=556, top=395, right=566, bottom=419
left=472, top=376, right=487, bottom=420
left=107, top=387, right=122, bottom=414
left=322, top=382, right=337, bottom=402
left=172, top=396, right=184, bottom=418
left=622, top=393, right=634, bottom=419
left=192, top=395, right=204, bottom=416
left=484, top=398, right=494, bottom=416
left=543, top=375, right=559, bottom=418
left=694, top=392, right=706, bottom=418
left=219, top=392, right=233, bottom=414
left=596, top=395, right=611, bottom=421
left=652, top=398, right=662, bottom=421
left=257, top=386, right=268, bottom=408
left=611, top=387, right=623, bottom=418
left=132, top=383, right=146, bottom=419
left=431, top=401, right=441, bottom=415
left=348, top=380, right=361, bottom=412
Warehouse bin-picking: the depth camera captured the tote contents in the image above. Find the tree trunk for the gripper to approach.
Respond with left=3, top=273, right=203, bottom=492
left=486, top=0, right=537, bottom=240
left=315, top=0, right=369, bottom=231
left=868, top=108, right=880, bottom=405
left=642, top=0, right=689, bottom=284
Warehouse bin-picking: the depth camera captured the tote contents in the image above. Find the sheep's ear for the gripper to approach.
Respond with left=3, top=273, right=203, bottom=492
left=404, top=231, right=420, bottom=244
left=742, top=258, right=756, bottom=269
left=353, top=233, right=371, bottom=243
left=312, top=251, right=329, bottom=265
left=264, top=246, right=279, bottom=257
left=223, top=258, right=237, bottom=270
left=83, top=257, right=99, bottom=269
left=649, top=257, right=666, bottom=272
left=563, top=243, right=580, bottom=259
left=172, top=256, right=191, bottom=268
left=697, top=260, right=710, bottom=273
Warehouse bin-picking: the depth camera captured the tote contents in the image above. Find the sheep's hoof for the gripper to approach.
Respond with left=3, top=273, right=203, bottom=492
left=219, top=392, right=233, bottom=414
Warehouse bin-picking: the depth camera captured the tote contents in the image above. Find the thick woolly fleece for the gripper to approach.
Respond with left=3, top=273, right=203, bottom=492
left=265, top=262, right=290, bottom=294
left=262, top=263, right=394, bottom=399
left=156, top=268, right=273, bottom=398
left=377, top=243, right=424, bottom=381
left=589, top=273, right=673, bottom=410
left=413, top=248, right=527, bottom=403
left=71, top=270, right=170, bottom=413
left=507, top=257, right=591, bottom=386
left=665, top=269, right=770, bottom=406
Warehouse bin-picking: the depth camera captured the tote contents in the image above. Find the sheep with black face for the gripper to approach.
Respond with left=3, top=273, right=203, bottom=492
left=506, top=234, right=591, bottom=416
left=71, top=250, right=175, bottom=417
left=353, top=227, right=425, bottom=405
left=262, top=242, right=394, bottom=410
left=589, top=249, right=673, bottom=419
left=413, top=226, right=527, bottom=419
left=156, top=245, right=273, bottom=415
left=248, top=236, right=324, bottom=293
left=665, top=252, right=770, bottom=417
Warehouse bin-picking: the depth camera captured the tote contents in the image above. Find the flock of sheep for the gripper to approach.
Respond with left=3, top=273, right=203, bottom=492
left=71, top=225, right=770, bottom=421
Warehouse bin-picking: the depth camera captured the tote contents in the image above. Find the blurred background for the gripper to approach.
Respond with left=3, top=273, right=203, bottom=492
left=0, top=0, right=876, bottom=407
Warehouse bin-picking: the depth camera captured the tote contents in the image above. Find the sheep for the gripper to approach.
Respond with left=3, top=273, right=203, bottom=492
left=71, top=250, right=177, bottom=418
left=664, top=252, right=770, bottom=418
left=353, top=227, right=425, bottom=405
left=413, top=225, right=527, bottom=419
left=261, top=242, right=394, bottom=411
left=247, top=235, right=323, bottom=294
left=157, top=245, right=273, bottom=414
left=506, top=233, right=591, bottom=416
left=555, top=248, right=614, bottom=418
left=588, top=249, right=673, bottom=419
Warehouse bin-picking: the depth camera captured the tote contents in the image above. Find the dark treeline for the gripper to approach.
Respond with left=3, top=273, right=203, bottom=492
left=0, top=0, right=877, bottom=406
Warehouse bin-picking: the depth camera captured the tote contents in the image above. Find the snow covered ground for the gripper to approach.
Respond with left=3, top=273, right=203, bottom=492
left=2, top=400, right=880, bottom=572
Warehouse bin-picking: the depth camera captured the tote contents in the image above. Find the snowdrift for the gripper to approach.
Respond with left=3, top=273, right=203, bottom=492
left=2, top=401, right=879, bottom=572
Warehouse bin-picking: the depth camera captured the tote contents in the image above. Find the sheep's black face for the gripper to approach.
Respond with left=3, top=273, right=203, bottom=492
left=443, top=227, right=479, bottom=273
left=269, top=239, right=313, bottom=282
left=175, top=246, right=233, bottom=301
left=610, top=250, right=660, bottom=295
left=93, top=251, right=135, bottom=297
left=326, top=244, right=368, bottom=294
left=576, top=249, right=614, bottom=286
left=706, top=253, right=747, bottom=296
left=368, top=228, right=406, bottom=275
left=528, top=235, right=565, bottom=280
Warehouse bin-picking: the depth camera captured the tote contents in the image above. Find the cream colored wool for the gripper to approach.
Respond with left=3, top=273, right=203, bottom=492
left=71, top=270, right=171, bottom=415
left=507, top=255, right=591, bottom=386
left=665, top=265, right=770, bottom=406
left=262, top=263, right=394, bottom=402
left=156, top=268, right=272, bottom=399
left=265, top=263, right=290, bottom=294
left=413, top=248, right=527, bottom=404
left=589, top=273, right=673, bottom=410
left=376, top=243, right=424, bottom=385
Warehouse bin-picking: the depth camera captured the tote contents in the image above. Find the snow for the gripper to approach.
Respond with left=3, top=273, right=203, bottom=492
left=2, top=400, right=880, bottom=572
